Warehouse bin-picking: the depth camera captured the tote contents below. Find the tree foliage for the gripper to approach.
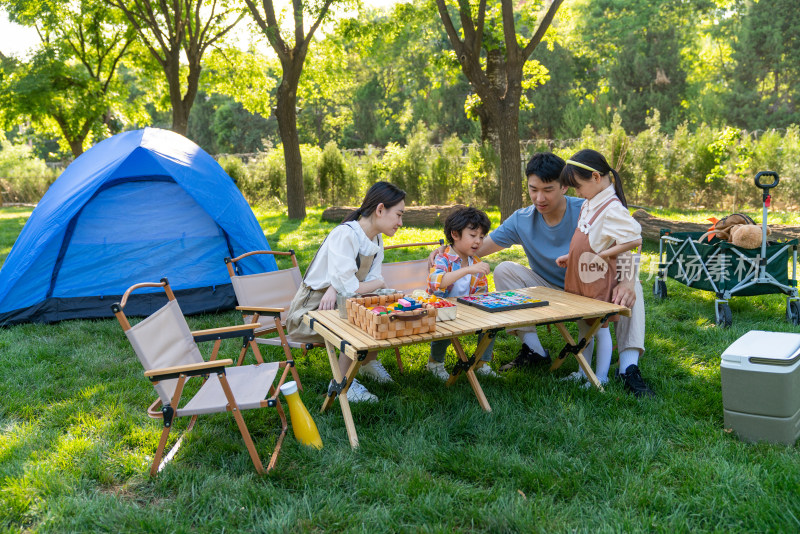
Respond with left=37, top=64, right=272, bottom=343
left=104, top=0, right=245, bottom=135
left=0, top=0, right=138, bottom=156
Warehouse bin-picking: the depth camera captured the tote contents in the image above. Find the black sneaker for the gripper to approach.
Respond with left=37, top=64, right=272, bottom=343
left=499, top=344, right=551, bottom=371
left=617, top=364, right=655, bottom=398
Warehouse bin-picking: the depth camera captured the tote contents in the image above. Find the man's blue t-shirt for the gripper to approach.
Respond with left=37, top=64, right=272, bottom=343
left=489, top=196, right=585, bottom=289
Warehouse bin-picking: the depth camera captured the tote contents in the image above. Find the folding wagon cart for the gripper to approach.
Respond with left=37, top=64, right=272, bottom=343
left=654, top=171, right=799, bottom=327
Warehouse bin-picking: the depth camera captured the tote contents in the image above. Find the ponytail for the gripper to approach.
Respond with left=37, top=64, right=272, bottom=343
left=342, top=181, right=406, bottom=222
left=610, top=169, right=628, bottom=208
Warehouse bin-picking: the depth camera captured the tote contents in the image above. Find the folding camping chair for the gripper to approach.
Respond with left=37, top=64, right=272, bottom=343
left=225, top=250, right=309, bottom=389
left=112, top=278, right=293, bottom=476
left=381, top=240, right=444, bottom=373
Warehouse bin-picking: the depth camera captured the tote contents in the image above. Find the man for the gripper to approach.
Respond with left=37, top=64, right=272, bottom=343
left=437, top=152, right=654, bottom=397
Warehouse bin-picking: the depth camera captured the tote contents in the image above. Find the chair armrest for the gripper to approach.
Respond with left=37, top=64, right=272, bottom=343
left=144, top=358, right=234, bottom=380
left=236, top=305, right=284, bottom=315
left=192, top=323, right=261, bottom=343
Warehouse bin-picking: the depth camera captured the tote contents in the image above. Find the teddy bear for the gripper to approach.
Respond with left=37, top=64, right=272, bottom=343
left=729, top=223, right=770, bottom=249
left=697, top=213, right=769, bottom=249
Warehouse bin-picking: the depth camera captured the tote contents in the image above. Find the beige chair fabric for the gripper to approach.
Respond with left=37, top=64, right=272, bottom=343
left=125, top=300, right=204, bottom=404
left=231, top=267, right=303, bottom=325
left=179, top=364, right=279, bottom=416
left=382, top=259, right=430, bottom=294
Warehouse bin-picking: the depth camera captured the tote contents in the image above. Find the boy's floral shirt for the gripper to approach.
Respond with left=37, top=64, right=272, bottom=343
left=427, top=245, right=489, bottom=297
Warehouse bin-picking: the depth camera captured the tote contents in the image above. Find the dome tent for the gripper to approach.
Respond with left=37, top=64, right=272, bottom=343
left=0, top=128, right=277, bottom=326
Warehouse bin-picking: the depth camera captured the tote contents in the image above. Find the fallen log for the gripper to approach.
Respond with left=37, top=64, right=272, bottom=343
left=632, top=209, right=800, bottom=242
left=322, top=204, right=465, bottom=226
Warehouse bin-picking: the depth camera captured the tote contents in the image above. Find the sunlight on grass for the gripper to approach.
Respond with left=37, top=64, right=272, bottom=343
left=2, top=205, right=800, bottom=531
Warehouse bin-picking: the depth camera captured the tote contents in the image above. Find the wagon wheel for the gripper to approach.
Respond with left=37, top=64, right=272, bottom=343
left=787, top=300, right=800, bottom=326
left=715, top=302, right=732, bottom=328
left=653, top=280, right=667, bottom=300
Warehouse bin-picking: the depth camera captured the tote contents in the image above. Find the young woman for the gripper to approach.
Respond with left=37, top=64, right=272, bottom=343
left=285, top=181, right=405, bottom=402
left=555, top=149, right=642, bottom=385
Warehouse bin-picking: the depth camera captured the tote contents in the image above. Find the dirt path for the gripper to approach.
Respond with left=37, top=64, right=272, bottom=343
left=633, top=209, right=800, bottom=242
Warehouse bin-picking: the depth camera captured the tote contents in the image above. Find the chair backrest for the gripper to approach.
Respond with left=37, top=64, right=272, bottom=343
left=381, top=240, right=443, bottom=294
left=230, top=268, right=303, bottom=323
left=125, top=299, right=204, bottom=404
left=382, top=259, right=431, bottom=294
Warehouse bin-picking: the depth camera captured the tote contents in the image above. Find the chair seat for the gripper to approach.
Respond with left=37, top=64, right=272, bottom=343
left=178, top=362, right=280, bottom=416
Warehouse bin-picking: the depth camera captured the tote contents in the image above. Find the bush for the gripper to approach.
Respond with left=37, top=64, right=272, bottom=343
left=318, top=141, right=358, bottom=205
left=242, top=148, right=286, bottom=206
left=217, top=155, right=248, bottom=186
left=0, top=138, right=57, bottom=204
left=428, top=135, right=462, bottom=205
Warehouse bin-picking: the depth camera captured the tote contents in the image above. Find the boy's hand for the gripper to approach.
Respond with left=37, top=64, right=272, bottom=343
left=470, top=262, right=491, bottom=276
left=555, top=254, right=568, bottom=268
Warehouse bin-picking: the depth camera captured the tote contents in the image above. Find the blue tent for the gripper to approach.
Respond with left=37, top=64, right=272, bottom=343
left=0, top=128, right=277, bottom=326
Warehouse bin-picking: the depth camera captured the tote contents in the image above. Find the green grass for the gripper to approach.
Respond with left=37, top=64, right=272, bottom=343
left=1, top=205, right=800, bottom=532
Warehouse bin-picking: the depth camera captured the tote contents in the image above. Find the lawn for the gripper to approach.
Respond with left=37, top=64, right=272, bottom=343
left=1, top=205, right=799, bottom=533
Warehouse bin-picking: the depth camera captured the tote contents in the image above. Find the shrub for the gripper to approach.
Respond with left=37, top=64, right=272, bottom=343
left=459, top=142, right=499, bottom=208
left=428, top=135, right=462, bottom=205
left=242, top=148, right=286, bottom=206
left=300, top=144, right=322, bottom=204
left=318, top=141, right=357, bottom=205
left=217, top=155, right=248, bottom=186
left=0, top=138, right=57, bottom=204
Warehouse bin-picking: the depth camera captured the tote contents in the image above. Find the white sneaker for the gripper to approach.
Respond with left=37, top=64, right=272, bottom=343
left=344, top=378, right=378, bottom=403
left=475, top=362, right=500, bottom=378
left=358, top=360, right=394, bottom=383
left=560, top=371, right=586, bottom=382
left=426, top=361, right=450, bottom=381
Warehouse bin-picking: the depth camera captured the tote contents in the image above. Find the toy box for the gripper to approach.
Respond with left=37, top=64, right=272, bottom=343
left=346, top=293, right=437, bottom=340
left=721, top=330, right=800, bottom=445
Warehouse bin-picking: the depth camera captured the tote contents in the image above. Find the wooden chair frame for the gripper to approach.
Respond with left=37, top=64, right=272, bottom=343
left=225, top=250, right=312, bottom=389
left=113, top=278, right=292, bottom=476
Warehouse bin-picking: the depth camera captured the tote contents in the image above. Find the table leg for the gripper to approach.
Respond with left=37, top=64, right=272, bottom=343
left=447, top=337, right=492, bottom=412
left=551, top=321, right=605, bottom=392
left=320, top=340, right=362, bottom=448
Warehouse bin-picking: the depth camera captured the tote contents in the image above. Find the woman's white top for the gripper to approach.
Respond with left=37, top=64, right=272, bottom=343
left=303, top=221, right=384, bottom=293
left=577, top=184, right=642, bottom=253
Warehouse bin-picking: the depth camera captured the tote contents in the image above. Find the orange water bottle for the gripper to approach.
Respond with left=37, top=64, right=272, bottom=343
left=279, top=381, right=323, bottom=449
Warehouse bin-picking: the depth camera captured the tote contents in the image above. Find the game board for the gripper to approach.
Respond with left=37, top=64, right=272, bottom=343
left=457, top=291, right=548, bottom=313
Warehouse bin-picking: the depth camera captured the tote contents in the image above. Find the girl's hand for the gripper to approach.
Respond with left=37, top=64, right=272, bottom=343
left=319, top=286, right=338, bottom=311
left=555, top=254, right=568, bottom=268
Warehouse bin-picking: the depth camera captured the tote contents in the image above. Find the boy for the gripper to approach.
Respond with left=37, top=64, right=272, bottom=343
left=426, top=206, right=499, bottom=379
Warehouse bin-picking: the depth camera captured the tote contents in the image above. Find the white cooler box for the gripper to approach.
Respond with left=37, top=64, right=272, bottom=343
left=721, top=330, right=800, bottom=445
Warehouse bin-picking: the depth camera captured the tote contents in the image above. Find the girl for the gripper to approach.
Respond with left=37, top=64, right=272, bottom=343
left=555, top=149, right=642, bottom=385
left=285, top=181, right=405, bottom=403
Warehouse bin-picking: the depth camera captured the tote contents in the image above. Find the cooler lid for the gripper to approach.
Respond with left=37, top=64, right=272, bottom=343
left=721, top=330, right=800, bottom=366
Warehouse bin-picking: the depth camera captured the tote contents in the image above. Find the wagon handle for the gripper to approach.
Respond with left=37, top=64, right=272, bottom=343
left=754, top=171, right=779, bottom=191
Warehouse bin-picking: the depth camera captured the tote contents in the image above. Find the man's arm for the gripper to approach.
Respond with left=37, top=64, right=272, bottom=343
left=426, top=236, right=506, bottom=268
left=476, top=236, right=505, bottom=258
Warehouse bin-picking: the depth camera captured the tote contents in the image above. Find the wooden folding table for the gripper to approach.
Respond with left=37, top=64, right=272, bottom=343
left=303, top=286, right=630, bottom=448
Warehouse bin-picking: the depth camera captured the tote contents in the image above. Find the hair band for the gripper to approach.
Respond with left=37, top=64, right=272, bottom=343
left=566, top=159, right=600, bottom=173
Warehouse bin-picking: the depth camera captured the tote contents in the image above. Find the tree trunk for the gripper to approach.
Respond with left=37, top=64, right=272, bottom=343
left=481, top=48, right=506, bottom=156
left=165, top=56, right=190, bottom=136
left=497, top=103, right=523, bottom=221
left=275, top=75, right=307, bottom=220
left=67, top=138, right=85, bottom=157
